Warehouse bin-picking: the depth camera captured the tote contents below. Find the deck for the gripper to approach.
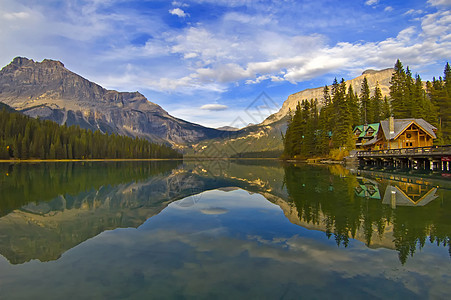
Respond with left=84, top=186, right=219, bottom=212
left=356, top=145, right=451, bottom=158
left=356, top=145, right=451, bottom=171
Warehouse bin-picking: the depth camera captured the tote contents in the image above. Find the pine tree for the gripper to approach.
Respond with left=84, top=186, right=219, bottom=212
left=332, top=78, right=353, bottom=149
left=390, top=59, right=409, bottom=118
left=381, top=96, right=391, bottom=120
left=443, top=62, right=451, bottom=143
left=428, top=63, right=451, bottom=144
left=318, top=85, right=333, bottom=154
left=405, top=67, right=415, bottom=116
left=370, top=82, right=383, bottom=123
left=347, top=85, right=360, bottom=127
left=360, top=77, right=371, bottom=124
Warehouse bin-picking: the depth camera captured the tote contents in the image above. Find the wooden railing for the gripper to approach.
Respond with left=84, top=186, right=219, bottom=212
left=356, top=145, right=451, bottom=158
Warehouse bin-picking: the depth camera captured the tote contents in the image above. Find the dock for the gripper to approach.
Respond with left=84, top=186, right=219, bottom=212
left=356, top=145, right=451, bottom=171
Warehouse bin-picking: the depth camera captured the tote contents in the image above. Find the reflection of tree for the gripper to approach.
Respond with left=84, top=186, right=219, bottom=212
left=284, top=164, right=451, bottom=263
left=284, top=164, right=370, bottom=247
left=391, top=200, right=451, bottom=264
left=0, top=161, right=180, bottom=217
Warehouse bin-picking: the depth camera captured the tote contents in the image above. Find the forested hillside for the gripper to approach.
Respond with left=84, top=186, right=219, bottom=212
left=282, top=60, right=450, bottom=159
left=0, top=105, right=182, bottom=160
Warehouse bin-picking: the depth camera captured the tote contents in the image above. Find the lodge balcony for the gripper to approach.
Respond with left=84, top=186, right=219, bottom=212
left=356, top=145, right=451, bottom=159
left=356, top=145, right=451, bottom=171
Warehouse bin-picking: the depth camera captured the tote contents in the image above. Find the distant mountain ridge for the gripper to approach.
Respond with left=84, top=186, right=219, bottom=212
left=0, top=57, right=228, bottom=146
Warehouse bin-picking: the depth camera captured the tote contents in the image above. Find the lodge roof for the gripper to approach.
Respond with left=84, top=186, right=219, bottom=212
left=379, top=118, right=437, bottom=141
left=353, top=123, right=380, bottom=138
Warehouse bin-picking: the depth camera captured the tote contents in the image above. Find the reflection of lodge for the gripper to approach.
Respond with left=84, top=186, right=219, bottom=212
left=354, top=177, right=381, bottom=199
left=353, top=176, right=439, bottom=208
left=383, top=183, right=438, bottom=209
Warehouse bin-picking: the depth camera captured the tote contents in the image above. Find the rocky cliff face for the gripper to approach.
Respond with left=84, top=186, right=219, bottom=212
left=262, top=68, right=394, bottom=125
left=0, top=57, right=227, bottom=145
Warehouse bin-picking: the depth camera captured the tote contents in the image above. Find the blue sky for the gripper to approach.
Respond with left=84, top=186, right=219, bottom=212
left=0, top=0, right=450, bottom=128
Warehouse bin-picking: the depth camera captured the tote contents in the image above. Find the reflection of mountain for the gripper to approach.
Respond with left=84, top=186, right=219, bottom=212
left=0, top=160, right=449, bottom=265
left=0, top=160, right=287, bottom=264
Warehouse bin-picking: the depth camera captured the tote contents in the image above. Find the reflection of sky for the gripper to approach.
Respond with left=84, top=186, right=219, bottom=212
left=0, top=189, right=450, bottom=299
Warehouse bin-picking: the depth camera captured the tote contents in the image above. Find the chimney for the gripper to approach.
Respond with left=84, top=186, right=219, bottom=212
left=389, top=116, right=395, bottom=136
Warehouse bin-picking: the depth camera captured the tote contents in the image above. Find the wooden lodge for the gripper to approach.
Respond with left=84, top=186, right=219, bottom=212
left=353, top=123, right=379, bottom=149
left=354, top=117, right=437, bottom=151
left=354, top=118, right=451, bottom=172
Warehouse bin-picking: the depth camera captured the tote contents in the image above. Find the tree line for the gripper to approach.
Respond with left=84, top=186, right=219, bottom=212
left=282, top=60, right=451, bottom=159
left=0, top=105, right=182, bottom=160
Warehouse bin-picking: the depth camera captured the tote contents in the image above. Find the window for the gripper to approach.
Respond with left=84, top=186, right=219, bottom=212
left=406, top=133, right=411, bottom=138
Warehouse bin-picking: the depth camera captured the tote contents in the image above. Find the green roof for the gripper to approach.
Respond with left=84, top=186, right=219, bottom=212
left=354, top=123, right=380, bottom=138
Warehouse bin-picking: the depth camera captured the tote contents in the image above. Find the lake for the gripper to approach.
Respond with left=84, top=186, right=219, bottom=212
left=0, top=160, right=450, bottom=299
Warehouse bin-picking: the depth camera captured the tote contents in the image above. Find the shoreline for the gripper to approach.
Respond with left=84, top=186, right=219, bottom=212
left=0, top=157, right=279, bottom=163
left=0, top=158, right=184, bottom=163
left=0, top=157, right=342, bottom=163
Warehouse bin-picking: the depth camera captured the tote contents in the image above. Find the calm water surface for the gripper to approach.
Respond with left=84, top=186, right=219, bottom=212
left=0, top=160, right=450, bottom=299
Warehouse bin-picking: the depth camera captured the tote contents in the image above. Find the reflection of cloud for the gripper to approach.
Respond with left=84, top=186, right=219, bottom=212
left=365, top=0, right=379, bottom=6
left=1, top=188, right=450, bottom=299
left=200, top=104, right=228, bottom=111
left=200, top=207, right=228, bottom=215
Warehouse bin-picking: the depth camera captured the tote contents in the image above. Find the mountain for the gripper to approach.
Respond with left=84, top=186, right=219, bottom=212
left=262, top=68, right=393, bottom=125
left=0, top=57, right=228, bottom=146
left=0, top=102, right=16, bottom=112
left=188, top=68, right=394, bottom=157
left=216, top=126, right=239, bottom=131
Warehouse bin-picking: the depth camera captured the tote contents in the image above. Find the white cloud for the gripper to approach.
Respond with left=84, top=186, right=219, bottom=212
left=365, top=0, right=379, bottom=6
left=384, top=6, right=394, bottom=12
left=160, top=8, right=451, bottom=88
left=0, top=0, right=449, bottom=116
left=172, top=1, right=189, bottom=7
left=404, top=9, right=424, bottom=16
left=428, top=0, right=451, bottom=6
left=169, top=8, right=189, bottom=18
left=3, top=11, right=30, bottom=20
left=200, top=104, right=228, bottom=111
left=223, top=11, right=272, bottom=25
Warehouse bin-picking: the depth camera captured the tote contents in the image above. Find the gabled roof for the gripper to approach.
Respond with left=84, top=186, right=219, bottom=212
left=360, top=123, right=379, bottom=138
left=379, top=118, right=437, bottom=140
left=354, top=125, right=364, bottom=133
left=353, top=123, right=380, bottom=138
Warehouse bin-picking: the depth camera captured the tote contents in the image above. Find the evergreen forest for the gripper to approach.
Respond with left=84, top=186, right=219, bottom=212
left=282, top=60, right=451, bottom=159
left=0, top=104, right=182, bottom=160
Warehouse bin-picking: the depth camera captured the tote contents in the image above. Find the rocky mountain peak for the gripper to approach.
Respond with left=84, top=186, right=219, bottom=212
left=262, top=68, right=395, bottom=125
left=5, top=57, right=65, bottom=70
left=11, top=56, right=31, bottom=66
left=0, top=57, right=228, bottom=146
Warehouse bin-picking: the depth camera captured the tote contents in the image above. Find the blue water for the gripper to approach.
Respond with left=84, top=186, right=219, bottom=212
left=0, top=161, right=450, bottom=299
